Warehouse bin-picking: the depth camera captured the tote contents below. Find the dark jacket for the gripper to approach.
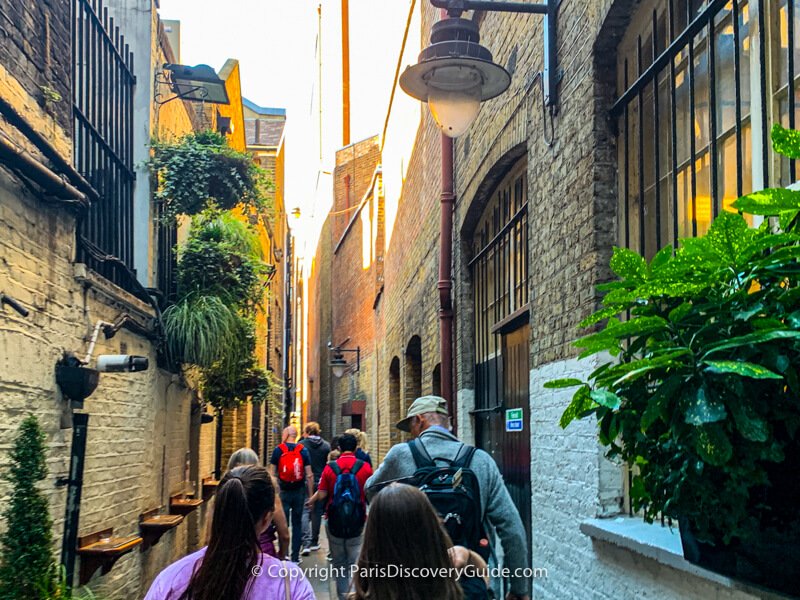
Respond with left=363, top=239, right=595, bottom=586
left=299, top=435, right=331, bottom=483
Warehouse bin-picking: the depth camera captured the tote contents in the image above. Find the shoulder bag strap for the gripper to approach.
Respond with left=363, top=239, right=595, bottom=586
left=351, top=459, right=364, bottom=475
left=329, top=461, right=341, bottom=476
left=282, top=561, right=291, bottom=600
left=407, top=438, right=435, bottom=468
left=453, top=444, right=477, bottom=468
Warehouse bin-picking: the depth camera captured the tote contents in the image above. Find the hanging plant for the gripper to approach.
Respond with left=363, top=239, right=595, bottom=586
left=162, top=295, right=243, bottom=369
left=150, top=130, right=273, bottom=223
left=176, top=210, right=272, bottom=308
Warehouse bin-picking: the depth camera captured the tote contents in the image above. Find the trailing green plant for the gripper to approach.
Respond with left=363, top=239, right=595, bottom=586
left=0, top=415, right=55, bottom=599
left=150, top=130, right=273, bottom=223
left=163, top=207, right=275, bottom=409
left=163, top=294, right=243, bottom=368
left=176, top=209, right=271, bottom=307
left=550, top=124, right=800, bottom=546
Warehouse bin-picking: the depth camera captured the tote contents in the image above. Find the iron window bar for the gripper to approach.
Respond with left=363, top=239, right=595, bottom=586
left=610, top=0, right=729, bottom=117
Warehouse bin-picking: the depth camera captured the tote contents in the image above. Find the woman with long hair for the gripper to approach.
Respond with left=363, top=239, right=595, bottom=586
left=144, top=465, right=314, bottom=600
left=227, top=448, right=290, bottom=558
left=350, top=483, right=489, bottom=600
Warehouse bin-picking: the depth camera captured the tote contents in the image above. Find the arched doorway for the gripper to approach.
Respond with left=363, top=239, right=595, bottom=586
left=468, top=156, right=532, bottom=562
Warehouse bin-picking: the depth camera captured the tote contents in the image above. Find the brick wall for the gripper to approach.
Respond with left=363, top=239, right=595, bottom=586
left=0, top=9, right=216, bottom=598
left=0, top=0, right=72, bottom=134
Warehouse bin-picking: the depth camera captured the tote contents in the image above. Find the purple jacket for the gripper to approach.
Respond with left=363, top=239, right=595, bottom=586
left=143, top=547, right=315, bottom=600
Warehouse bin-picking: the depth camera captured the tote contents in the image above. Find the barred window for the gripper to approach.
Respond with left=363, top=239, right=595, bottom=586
left=614, top=0, right=800, bottom=259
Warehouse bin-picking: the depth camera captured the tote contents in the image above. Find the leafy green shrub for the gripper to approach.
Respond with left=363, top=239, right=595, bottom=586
left=150, top=131, right=272, bottom=222
left=0, top=415, right=55, bottom=599
left=551, top=124, right=800, bottom=545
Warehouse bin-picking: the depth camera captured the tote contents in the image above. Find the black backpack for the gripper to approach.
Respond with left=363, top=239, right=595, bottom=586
left=408, top=440, right=483, bottom=553
left=326, top=459, right=366, bottom=539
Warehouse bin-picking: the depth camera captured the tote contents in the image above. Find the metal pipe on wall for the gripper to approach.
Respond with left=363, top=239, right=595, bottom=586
left=438, top=7, right=456, bottom=432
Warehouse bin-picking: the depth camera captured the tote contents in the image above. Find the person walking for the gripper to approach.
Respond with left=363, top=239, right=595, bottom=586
left=344, top=428, right=372, bottom=467
left=269, top=426, right=314, bottom=563
left=350, top=483, right=490, bottom=600
left=143, top=465, right=314, bottom=600
left=298, top=421, right=330, bottom=554
left=306, top=433, right=372, bottom=600
left=227, top=448, right=290, bottom=558
left=366, top=395, right=530, bottom=600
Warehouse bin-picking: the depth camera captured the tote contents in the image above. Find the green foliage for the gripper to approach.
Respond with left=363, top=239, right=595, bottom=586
left=36, top=565, right=99, bottom=600
left=176, top=209, right=271, bottom=307
left=551, top=126, right=800, bottom=545
left=149, top=130, right=273, bottom=223
left=0, top=415, right=55, bottom=599
left=163, top=295, right=243, bottom=368
left=164, top=208, right=274, bottom=410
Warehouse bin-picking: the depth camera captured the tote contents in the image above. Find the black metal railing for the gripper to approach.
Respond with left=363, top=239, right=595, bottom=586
left=612, top=0, right=800, bottom=258
left=73, top=0, right=136, bottom=290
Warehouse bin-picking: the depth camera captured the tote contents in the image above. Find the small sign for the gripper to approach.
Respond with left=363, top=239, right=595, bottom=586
left=505, top=408, right=523, bottom=432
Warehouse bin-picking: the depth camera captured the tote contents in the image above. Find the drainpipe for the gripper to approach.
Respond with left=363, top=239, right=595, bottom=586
left=438, top=7, right=456, bottom=433
left=59, top=412, right=89, bottom=587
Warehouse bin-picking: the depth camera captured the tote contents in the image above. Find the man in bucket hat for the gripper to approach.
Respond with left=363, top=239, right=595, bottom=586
left=366, top=395, right=530, bottom=600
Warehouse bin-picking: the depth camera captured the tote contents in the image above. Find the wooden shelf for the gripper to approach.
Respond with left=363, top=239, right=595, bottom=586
left=139, top=509, right=183, bottom=551
left=77, top=528, right=142, bottom=585
left=169, top=493, right=203, bottom=516
left=202, top=477, right=220, bottom=500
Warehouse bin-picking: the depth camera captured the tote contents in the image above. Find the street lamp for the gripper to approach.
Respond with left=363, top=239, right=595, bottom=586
left=399, top=0, right=559, bottom=138
left=328, top=343, right=360, bottom=378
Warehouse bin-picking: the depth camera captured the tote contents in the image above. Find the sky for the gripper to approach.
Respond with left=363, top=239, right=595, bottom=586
left=158, top=0, right=416, bottom=256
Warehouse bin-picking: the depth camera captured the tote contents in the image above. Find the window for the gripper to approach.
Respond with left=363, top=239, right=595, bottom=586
left=72, top=0, right=137, bottom=292
left=614, top=0, right=800, bottom=258
left=470, top=159, right=528, bottom=415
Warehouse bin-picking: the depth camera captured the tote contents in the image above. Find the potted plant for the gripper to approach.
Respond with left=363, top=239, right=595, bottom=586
left=549, top=125, right=800, bottom=595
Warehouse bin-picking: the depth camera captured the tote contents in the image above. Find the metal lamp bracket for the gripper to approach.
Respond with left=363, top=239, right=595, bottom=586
left=430, top=0, right=560, bottom=111
left=153, top=70, right=209, bottom=106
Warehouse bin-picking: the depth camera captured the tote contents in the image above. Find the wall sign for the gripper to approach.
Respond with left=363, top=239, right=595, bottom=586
left=505, top=408, right=523, bottom=432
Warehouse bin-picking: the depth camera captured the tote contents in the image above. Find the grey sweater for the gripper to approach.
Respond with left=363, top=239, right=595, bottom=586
left=365, top=427, right=530, bottom=596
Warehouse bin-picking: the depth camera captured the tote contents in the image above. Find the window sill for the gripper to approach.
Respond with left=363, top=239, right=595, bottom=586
left=73, top=263, right=154, bottom=318
left=580, top=517, right=792, bottom=599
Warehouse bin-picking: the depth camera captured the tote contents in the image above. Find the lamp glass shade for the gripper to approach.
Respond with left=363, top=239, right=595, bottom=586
left=428, top=85, right=481, bottom=138
left=424, top=64, right=483, bottom=138
left=331, top=363, right=347, bottom=378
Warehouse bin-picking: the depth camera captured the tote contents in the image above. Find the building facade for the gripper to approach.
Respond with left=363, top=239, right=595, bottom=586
left=0, top=0, right=283, bottom=597
left=308, top=0, right=797, bottom=597
left=242, top=99, right=290, bottom=453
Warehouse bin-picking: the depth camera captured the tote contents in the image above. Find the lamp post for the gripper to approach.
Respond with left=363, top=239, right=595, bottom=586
left=399, top=0, right=559, bottom=429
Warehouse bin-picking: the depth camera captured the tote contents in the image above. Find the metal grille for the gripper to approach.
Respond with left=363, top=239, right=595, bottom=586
left=73, top=0, right=136, bottom=289
left=613, top=0, right=800, bottom=258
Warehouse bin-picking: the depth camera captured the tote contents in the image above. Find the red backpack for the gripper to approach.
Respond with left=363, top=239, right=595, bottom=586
left=277, top=443, right=304, bottom=484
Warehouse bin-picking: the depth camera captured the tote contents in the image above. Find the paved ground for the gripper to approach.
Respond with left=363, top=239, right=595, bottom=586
left=299, top=534, right=336, bottom=599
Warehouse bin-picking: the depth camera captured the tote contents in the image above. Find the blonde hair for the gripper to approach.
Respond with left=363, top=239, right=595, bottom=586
left=345, top=428, right=369, bottom=453
left=304, top=421, right=321, bottom=436
left=227, top=448, right=259, bottom=471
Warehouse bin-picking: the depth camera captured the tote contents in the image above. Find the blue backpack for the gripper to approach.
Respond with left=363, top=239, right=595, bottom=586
left=327, top=459, right=365, bottom=538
